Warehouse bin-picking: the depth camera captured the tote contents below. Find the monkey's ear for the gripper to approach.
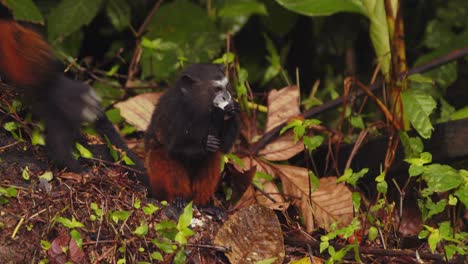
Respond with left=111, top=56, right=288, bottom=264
left=179, top=75, right=195, bottom=94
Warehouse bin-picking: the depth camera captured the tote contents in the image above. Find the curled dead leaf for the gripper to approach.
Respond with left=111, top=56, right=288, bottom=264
left=214, top=204, right=285, bottom=264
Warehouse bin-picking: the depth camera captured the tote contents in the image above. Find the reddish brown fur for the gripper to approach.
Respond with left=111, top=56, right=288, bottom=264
left=145, top=147, right=222, bottom=205
left=0, top=19, right=54, bottom=88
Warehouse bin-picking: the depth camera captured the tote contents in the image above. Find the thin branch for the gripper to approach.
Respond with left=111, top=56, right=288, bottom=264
left=250, top=45, right=468, bottom=154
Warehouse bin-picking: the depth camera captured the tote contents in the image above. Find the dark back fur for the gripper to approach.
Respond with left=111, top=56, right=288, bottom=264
left=146, top=63, right=238, bottom=166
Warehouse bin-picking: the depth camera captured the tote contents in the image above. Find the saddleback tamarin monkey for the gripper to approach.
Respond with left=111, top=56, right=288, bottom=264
left=145, top=63, right=240, bottom=205
left=0, top=10, right=149, bottom=186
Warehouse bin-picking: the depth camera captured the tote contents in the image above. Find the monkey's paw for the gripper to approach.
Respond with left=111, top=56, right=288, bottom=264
left=206, top=134, right=221, bottom=152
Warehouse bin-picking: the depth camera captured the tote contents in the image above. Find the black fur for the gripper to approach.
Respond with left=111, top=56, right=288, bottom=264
left=146, top=63, right=240, bottom=166
left=30, top=73, right=148, bottom=184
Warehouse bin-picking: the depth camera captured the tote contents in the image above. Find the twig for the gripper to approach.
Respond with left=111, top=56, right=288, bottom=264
left=186, top=243, right=230, bottom=253
left=125, top=0, right=164, bottom=89
left=285, top=237, right=449, bottom=262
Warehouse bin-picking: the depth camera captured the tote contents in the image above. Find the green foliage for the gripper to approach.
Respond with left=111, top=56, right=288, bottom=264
left=75, top=143, right=93, bottom=159
left=419, top=222, right=467, bottom=259
left=337, top=168, right=368, bottom=188
left=401, top=88, right=437, bottom=139
left=0, top=186, right=17, bottom=205
left=276, top=0, right=391, bottom=79
left=319, top=218, right=361, bottom=263
left=109, top=210, right=131, bottom=224
left=143, top=0, right=222, bottom=80
left=3, top=0, right=43, bottom=23
left=48, top=0, right=105, bottom=42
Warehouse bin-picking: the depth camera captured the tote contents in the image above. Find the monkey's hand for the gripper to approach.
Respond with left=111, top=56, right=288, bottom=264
left=205, top=134, right=221, bottom=152
left=224, top=101, right=240, bottom=119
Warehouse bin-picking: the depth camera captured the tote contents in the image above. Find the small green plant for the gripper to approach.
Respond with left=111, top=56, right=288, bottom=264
left=0, top=186, right=17, bottom=205
left=54, top=216, right=84, bottom=249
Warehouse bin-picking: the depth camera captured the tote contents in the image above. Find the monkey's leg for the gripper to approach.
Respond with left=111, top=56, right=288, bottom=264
left=41, top=108, right=82, bottom=171
left=191, top=151, right=222, bottom=205
left=145, top=147, right=191, bottom=202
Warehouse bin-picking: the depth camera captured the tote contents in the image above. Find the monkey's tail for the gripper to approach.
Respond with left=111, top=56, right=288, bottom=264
left=93, top=115, right=150, bottom=187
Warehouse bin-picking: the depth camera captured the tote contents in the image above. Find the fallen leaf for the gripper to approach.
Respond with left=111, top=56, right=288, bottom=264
left=114, top=92, right=161, bottom=131
left=265, top=85, right=300, bottom=132
left=214, top=204, right=285, bottom=264
left=274, top=164, right=353, bottom=232
left=258, top=130, right=304, bottom=161
left=48, top=231, right=85, bottom=264
left=256, top=181, right=289, bottom=211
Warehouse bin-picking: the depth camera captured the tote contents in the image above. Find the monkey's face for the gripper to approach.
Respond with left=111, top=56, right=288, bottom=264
left=211, top=76, right=233, bottom=110
left=178, top=64, right=235, bottom=114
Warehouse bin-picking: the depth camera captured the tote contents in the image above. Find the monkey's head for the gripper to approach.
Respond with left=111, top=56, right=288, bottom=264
left=176, top=63, right=234, bottom=113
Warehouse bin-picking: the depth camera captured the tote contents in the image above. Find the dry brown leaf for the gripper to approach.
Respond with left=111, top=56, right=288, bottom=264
left=238, top=157, right=276, bottom=176
left=258, top=130, right=304, bottom=161
left=48, top=231, right=85, bottom=264
left=274, top=164, right=353, bottom=232
left=310, top=177, right=354, bottom=231
left=256, top=181, right=289, bottom=211
left=239, top=111, right=261, bottom=144
left=265, top=85, right=300, bottom=132
left=231, top=185, right=256, bottom=211
left=114, top=92, right=161, bottom=131
left=214, top=204, right=285, bottom=264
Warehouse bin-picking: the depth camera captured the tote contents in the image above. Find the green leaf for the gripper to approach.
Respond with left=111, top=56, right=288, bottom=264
left=401, top=89, right=436, bottom=139
left=145, top=0, right=222, bottom=80
left=133, top=223, right=149, bottom=237
left=4, top=121, right=18, bottom=132
left=38, top=171, right=53, bottom=182
left=451, top=106, right=468, bottom=120
left=177, top=202, right=193, bottom=231
left=22, top=167, right=30, bottom=181
left=48, top=0, right=105, bottom=42
left=365, top=0, right=392, bottom=78
left=349, top=115, right=365, bottom=129
left=56, top=217, right=84, bottom=229
left=31, top=128, right=45, bottom=146
left=151, top=251, right=163, bottom=261
left=0, top=187, right=18, bottom=198
left=143, top=203, right=160, bottom=215
left=399, top=132, right=424, bottom=158
left=41, top=240, right=51, bottom=250
left=351, top=192, right=361, bottom=211
left=337, top=168, right=368, bottom=187
left=427, top=228, right=440, bottom=253
left=3, top=0, right=44, bottom=23
left=109, top=210, right=131, bottom=224
left=106, top=108, right=124, bottom=124
left=303, top=135, right=324, bottom=153
left=151, top=238, right=176, bottom=254
left=219, top=1, right=267, bottom=17
left=174, top=248, right=186, bottom=264
left=75, top=143, right=93, bottom=159
left=70, top=229, right=83, bottom=249
left=275, top=0, right=366, bottom=16
left=422, top=164, right=462, bottom=193
left=218, top=0, right=267, bottom=34
left=106, top=0, right=131, bottom=31
left=319, top=241, right=329, bottom=253
left=368, top=226, right=378, bottom=241
left=280, top=119, right=302, bottom=135
left=455, top=184, right=468, bottom=207
left=376, top=180, right=388, bottom=194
